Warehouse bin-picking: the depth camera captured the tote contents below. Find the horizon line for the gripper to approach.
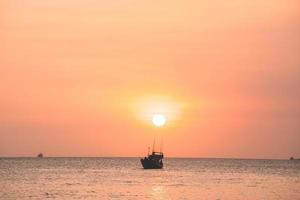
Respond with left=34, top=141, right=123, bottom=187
left=0, top=155, right=296, bottom=161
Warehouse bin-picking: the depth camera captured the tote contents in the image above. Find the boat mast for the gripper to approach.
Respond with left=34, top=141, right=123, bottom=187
left=152, top=139, right=156, bottom=153
left=160, top=139, right=163, bottom=153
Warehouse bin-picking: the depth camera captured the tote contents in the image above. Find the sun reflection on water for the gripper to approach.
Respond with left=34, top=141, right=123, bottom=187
left=151, top=185, right=169, bottom=200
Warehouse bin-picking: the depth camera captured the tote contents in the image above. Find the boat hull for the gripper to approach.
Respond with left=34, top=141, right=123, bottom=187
left=141, top=158, right=163, bottom=169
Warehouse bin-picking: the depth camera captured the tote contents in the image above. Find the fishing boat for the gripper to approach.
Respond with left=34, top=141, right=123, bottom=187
left=141, top=114, right=166, bottom=169
left=141, top=151, right=164, bottom=169
left=141, top=141, right=164, bottom=169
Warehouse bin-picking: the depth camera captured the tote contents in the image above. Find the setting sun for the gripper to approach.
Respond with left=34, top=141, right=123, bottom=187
left=152, top=114, right=166, bottom=127
left=1, top=0, right=300, bottom=199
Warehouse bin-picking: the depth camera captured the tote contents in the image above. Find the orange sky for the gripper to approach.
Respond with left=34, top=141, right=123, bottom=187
left=0, top=0, right=299, bottom=158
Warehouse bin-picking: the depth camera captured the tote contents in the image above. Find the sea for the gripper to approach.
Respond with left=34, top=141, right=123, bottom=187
left=0, top=157, right=299, bottom=200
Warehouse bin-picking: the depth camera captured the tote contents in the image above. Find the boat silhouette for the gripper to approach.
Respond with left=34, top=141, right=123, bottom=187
left=141, top=140, right=164, bottom=169
left=141, top=151, right=164, bottom=169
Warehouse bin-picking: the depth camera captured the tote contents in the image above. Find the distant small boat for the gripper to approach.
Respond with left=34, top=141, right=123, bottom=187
left=290, top=157, right=294, bottom=160
left=37, top=153, right=43, bottom=158
left=141, top=151, right=164, bottom=169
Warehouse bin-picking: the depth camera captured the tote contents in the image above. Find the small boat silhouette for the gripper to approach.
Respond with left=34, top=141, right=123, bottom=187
left=141, top=151, right=164, bottom=169
left=37, top=153, right=43, bottom=158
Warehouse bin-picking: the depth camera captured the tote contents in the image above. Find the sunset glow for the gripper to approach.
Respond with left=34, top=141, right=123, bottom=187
left=0, top=0, right=299, bottom=159
left=1, top=1, right=300, bottom=199
left=152, top=114, right=166, bottom=127
left=133, top=95, right=184, bottom=128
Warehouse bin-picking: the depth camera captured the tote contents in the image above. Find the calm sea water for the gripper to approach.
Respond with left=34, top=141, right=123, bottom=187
left=0, top=157, right=299, bottom=200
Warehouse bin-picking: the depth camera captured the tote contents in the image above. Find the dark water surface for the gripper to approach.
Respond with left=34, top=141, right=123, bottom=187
left=1, top=158, right=299, bottom=199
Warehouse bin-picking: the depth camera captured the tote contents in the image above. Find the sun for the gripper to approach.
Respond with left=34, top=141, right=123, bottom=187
left=152, top=114, right=166, bottom=127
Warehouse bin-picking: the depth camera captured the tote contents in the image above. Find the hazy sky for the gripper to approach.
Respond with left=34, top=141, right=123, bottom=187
left=1, top=0, right=299, bottom=158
